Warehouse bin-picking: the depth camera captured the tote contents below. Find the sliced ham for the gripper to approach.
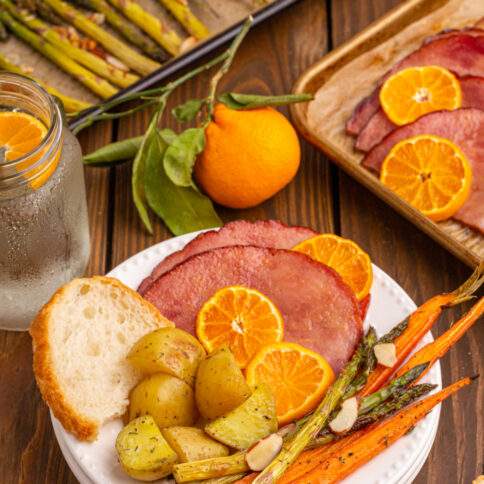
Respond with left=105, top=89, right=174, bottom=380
left=346, top=34, right=484, bottom=135
left=362, top=108, right=484, bottom=233
left=138, top=220, right=317, bottom=294
left=143, top=246, right=363, bottom=373
left=356, top=76, right=484, bottom=152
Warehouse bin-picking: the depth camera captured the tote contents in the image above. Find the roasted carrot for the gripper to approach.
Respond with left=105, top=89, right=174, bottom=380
left=296, top=377, right=472, bottom=484
left=359, top=264, right=483, bottom=397
left=396, top=297, right=484, bottom=382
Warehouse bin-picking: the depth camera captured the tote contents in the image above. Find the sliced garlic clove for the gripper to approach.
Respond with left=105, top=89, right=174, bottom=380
left=374, top=342, right=397, bottom=368
left=329, top=397, right=358, bottom=434
left=245, top=433, right=283, bottom=471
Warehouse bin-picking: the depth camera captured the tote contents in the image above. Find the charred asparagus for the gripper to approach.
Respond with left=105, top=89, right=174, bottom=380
left=1, top=0, right=139, bottom=88
left=0, top=51, right=91, bottom=112
left=42, top=0, right=161, bottom=75
left=157, top=0, right=209, bottom=40
left=107, top=0, right=182, bottom=55
left=73, top=0, right=168, bottom=62
left=0, top=10, right=118, bottom=99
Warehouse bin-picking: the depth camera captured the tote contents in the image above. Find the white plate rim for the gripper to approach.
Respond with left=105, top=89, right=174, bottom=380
left=51, top=230, right=442, bottom=484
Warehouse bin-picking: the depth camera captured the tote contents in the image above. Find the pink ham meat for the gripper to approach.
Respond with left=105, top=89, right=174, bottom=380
left=356, top=76, right=484, bottom=152
left=138, top=220, right=317, bottom=294
left=143, top=246, right=363, bottom=373
left=363, top=108, right=484, bottom=233
left=346, top=34, right=484, bottom=135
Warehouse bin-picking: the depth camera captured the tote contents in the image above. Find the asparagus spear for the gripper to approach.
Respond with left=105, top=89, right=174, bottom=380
left=0, top=11, right=118, bottom=99
left=174, top=378, right=435, bottom=482
left=0, top=14, right=8, bottom=40
left=252, top=335, right=368, bottom=483
left=18, top=0, right=64, bottom=25
left=107, top=0, right=182, bottom=56
left=42, top=0, right=160, bottom=75
left=73, top=0, right=168, bottom=62
left=309, top=382, right=436, bottom=448
left=1, top=0, right=139, bottom=88
left=157, top=0, right=210, bottom=40
left=0, top=51, right=91, bottom=113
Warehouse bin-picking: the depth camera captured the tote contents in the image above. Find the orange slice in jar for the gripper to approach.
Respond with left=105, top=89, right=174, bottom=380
left=0, top=111, right=57, bottom=189
left=196, top=286, right=284, bottom=368
left=380, top=134, right=472, bottom=222
left=292, top=234, right=373, bottom=301
left=380, top=66, right=462, bottom=126
left=246, top=342, right=335, bottom=426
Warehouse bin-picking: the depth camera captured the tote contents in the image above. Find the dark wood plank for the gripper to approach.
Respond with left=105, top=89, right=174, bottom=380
left=0, top=122, right=113, bottom=484
left=111, top=0, right=332, bottom=269
left=329, top=1, right=483, bottom=483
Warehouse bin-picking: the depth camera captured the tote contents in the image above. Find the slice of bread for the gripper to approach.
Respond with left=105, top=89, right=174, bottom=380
left=30, top=276, right=173, bottom=441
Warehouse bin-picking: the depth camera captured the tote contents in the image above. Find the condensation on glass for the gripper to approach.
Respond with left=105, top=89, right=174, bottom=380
left=0, top=73, right=90, bottom=330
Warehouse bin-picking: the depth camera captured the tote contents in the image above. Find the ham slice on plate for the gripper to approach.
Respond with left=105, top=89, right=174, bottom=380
left=138, top=220, right=316, bottom=294
left=346, top=34, right=484, bottom=135
left=362, top=108, right=484, bottom=233
left=356, top=76, right=484, bottom=152
left=143, top=246, right=363, bottom=373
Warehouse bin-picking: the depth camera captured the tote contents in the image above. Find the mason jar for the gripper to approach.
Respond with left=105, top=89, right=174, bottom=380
left=0, top=73, right=90, bottom=330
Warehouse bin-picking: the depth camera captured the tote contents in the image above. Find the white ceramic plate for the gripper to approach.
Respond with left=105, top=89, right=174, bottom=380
left=51, top=230, right=442, bottom=484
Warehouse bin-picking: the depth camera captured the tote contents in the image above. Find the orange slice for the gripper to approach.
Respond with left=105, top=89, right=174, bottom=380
left=293, top=234, right=372, bottom=300
left=246, top=342, right=335, bottom=425
left=380, top=66, right=462, bottom=126
left=380, top=134, right=472, bottom=222
left=0, top=111, right=57, bottom=189
left=196, top=286, right=284, bottom=368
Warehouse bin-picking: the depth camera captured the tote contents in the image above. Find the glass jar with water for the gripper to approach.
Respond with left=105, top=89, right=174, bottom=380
left=0, top=73, right=90, bottom=330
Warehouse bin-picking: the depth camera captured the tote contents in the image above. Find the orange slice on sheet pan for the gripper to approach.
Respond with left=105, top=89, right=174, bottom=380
left=380, top=134, right=472, bottom=222
left=380, top=66, right=462, bottom=125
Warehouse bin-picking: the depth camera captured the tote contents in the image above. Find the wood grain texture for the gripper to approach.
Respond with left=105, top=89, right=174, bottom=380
left=0, top=1, right=481, bottom=483
left=330, top=1, right=483, bottom=483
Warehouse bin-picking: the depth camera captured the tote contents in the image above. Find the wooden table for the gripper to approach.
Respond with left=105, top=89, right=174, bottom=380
left=0, top=1, right=482, bottom=482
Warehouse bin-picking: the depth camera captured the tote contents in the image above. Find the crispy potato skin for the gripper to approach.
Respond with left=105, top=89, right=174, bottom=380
left=129, top=374, right=198, bottom=428
left=128, top=328, right=206, bottom=386
left=115, top=415, right=178, bottom=481
left=195, top=347, right=251, bottom=420
left=204, top=384, right=278, bottom=450
left=162, top=426, right=229, bottom=462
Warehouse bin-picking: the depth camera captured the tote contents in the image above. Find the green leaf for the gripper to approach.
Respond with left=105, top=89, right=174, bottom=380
left=144, top=131, right=221, bottom=236
left=163, top=127, right=205, bottom=187
left=132, top=119, right=158, bottom=234
left=159, top=128, right=177, bottom=145
left=218, top=92, right=314, bottom=110
left=172, top=99, right=204, bottom=122
left=83, top=135, right=143, bottom=166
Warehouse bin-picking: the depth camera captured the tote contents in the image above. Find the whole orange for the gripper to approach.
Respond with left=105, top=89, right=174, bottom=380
left=194, top=104, right=301, bottom=208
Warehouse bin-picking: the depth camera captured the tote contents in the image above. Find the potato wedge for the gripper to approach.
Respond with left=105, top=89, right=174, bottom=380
left=129, top=374, right=197, bottom=428
left=162, top=426, right=229, bottom=463
left=115, top=415, right=178, bottom=481
left=128, top=328, right=206, bottom=386
left=204, top=384, right=277, bottom=450
left=196, top=347, right=251, bottom=420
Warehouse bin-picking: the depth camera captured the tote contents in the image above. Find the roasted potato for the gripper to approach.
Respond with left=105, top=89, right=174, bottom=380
left=204, top=384, right=277, bottom=450
left=128, top=327, right=206, bottom=386
left=195, top=347, right=251, bottom=420
left=115, top=415, right=178, bottom=481
left=162, top=426, right=229, bottom=463
left=129, top=374, right=197, bottom=428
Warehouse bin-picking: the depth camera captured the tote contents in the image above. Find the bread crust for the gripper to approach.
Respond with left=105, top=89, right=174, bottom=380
left=30, top=276, right=173, bottom=441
